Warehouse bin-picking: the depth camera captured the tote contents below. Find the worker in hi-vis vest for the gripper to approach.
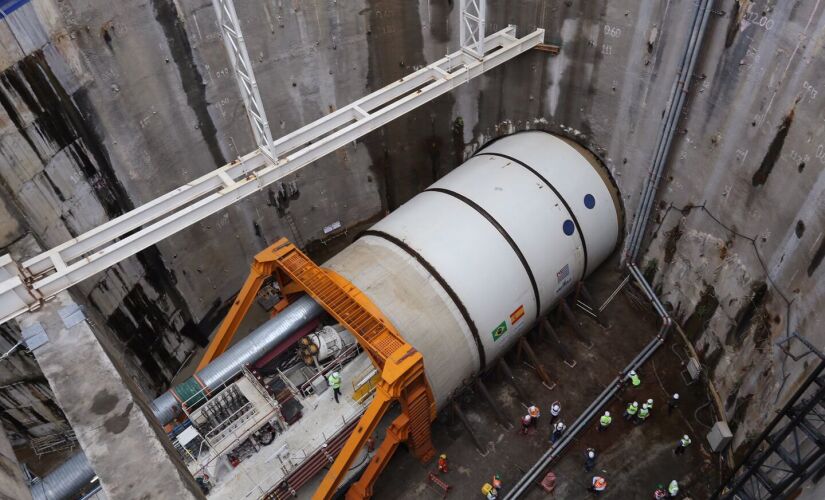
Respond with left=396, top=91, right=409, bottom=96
left=624, top=401, right=639, bottom=421
left=628, top=370, right=641, bottom=387
left=327, top=371, right=342, bottom=403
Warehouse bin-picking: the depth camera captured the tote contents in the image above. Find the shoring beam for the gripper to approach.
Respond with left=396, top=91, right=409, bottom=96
left=0, top=26, right=544, bottom=326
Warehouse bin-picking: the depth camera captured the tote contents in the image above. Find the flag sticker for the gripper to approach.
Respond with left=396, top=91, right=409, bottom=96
left=491, top=321, right=508, bottom=341
left=510, top=305, right=525, bottom=325
left=556, top=263, right=570, bottom=283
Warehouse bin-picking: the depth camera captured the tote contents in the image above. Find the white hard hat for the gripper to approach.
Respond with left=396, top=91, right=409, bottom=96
left=673, top=393, right=680, bottom=399
left=629, top=370, right=637, bottom=376
left=333, top=371, right=340, bottom=377
left=683, top=434, right=689, bottom=440
left=588, top=451, right=595, bottom=458
left=633, top=401, right=638, bottom=406
left=647, top=398, right=653, bottom=404
left=604, top=411, right=610, bottom=416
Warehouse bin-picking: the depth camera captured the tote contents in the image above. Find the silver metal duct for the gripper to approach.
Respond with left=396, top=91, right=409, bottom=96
left=29, top=451, right=95, bottom=500
left=33, top=294, right=324, bottom=499
left=152, top=294, right=324, bottom=424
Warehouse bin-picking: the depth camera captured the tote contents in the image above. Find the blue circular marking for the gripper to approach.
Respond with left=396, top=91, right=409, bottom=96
left=563, top=220, right=575, bottom=236
left=584, top=194, right=596, bottom=209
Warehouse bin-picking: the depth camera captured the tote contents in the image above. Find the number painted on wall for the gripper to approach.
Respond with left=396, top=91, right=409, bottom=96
left=603, top=24, right=622, bottom=38
left=802, top=81, right=818, bottom=102
left=744, top=5, right=775, bottom=31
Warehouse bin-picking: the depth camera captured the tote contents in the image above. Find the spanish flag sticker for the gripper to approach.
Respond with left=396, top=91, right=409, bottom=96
left=510, top=305, right=525, bottom=325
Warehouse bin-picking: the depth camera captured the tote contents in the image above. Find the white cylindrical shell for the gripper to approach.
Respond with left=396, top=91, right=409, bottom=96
left=325, top=131, right=621, bottom=408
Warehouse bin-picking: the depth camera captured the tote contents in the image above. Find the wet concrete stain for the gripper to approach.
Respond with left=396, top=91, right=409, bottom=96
left=91, top=389, right=119, bottom=415
left=728, top=392, right=753, bottom=436
left=98, top=282, right=190, bottom=392
left=643, top=258, right=659, bottom=284
left=752, top=109, right=794, bottom=186
left=0, top=53, right=216, bottom=383
left=724, top=1, right=743, bottom=48
left=362, top=0, right=456, bottom=212
left=725, top=281, right=768, bottom=346
left=663, top=219, right=684, bottom=264
left=554, top=2, right=609, bottom=122
left=683, top=284, right=720, bottom=340
left=451, top=116, right=464, bottom=166
left=150, top=0, right=226, bottom=168
left=267, top=181, right=300, bottom=217
left=427, top=0, right=453, bottom=43
left=103, top=402, right=133, bottom=434
left=0, top=73, right=43, bottom=163
left=807, top=236, right=825, bottom=277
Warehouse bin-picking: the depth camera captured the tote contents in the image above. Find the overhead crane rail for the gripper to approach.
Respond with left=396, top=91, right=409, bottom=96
left=0, top=25, right=543, bottom=326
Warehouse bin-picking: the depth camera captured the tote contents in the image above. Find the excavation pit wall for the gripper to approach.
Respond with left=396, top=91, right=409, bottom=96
left=0, top=1, right=823, bottom=492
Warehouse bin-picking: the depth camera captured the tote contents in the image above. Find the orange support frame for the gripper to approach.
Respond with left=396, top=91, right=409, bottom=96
left=195, top=245, right=298, bottom=371
left=196, top=238, right=436, bottom=498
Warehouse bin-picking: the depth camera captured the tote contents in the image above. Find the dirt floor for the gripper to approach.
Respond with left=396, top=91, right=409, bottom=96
left=372, top=260, right=722, bottom=499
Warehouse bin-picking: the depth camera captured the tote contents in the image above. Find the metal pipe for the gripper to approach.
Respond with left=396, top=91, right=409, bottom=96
left=29, top=451, right=95, bottom=500
left=626, top=0, right=712, bottom=261
left=34, top=295, right=324, bottom=500
left=152, top=294, right=324, bottom=424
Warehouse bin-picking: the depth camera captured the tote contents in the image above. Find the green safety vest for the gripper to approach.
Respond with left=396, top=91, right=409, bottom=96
left=600, top=415, right=612, bottom=426
left=668, top=481, right=679, bottom=495
left=638, top=407, right=649, bottom=419
left=626, top=403, right=638, bottom=415
left=630, top=374, right=641, bottom=386
left=328, top=374, right=341, bottom=389
left=680, top=436, right=691, bottom=447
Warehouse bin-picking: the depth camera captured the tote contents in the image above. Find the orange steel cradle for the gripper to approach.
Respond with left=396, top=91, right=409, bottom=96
left=197, top=238, right=436, bottom=498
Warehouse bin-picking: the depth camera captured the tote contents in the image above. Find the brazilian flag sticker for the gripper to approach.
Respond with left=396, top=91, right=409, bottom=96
left=491, top=321, right=508, bottom=341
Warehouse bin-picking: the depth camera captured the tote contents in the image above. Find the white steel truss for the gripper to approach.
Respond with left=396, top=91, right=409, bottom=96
left=460, top=0, right=487, bottom=59
left=212, top=0, right=275, bottom=160
left=0, top=26, right=544, bottom=325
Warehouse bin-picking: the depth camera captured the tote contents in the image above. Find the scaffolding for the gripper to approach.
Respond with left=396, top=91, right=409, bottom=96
left=713, top=347, right=825, bottom=500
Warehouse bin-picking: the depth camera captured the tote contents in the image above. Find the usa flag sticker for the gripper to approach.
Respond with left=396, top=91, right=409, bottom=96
left=556, top=263, right=570, bottom=283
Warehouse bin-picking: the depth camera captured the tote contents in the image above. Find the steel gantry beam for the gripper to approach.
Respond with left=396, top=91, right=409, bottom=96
left=460, top=0, right=487, bottom=59
left=212, top=0, right=276, bottom=161
left=0, top=25, right=544, bottom=325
